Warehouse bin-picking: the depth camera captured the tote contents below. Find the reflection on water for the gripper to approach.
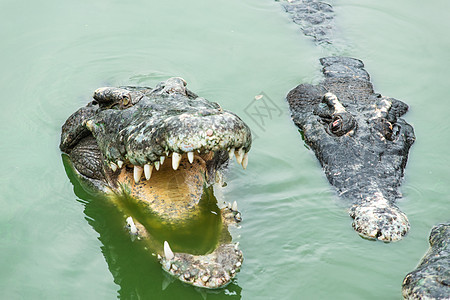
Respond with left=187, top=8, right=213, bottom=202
left=117, top=183, right=224, bottom=256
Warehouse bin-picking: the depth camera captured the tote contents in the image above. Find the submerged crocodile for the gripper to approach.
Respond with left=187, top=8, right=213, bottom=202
left=278, top=0, right=416, bottom=241
left=279, top=0, right=449, bottom=297
left=402, top=223, right=450, bottom=299
left=281, top=0, right=335, bottom=45
left=60, top=77, right=252, bottom=288
left=287, top=57, right=415, bottom=241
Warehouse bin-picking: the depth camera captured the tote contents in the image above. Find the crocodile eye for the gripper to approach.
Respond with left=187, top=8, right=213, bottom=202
left=385, top=121, right=393, bottom=140
left=122, top=96, right=130, bottom=106
left=330, top=117, right=343, bottom=133
left=328, top=112, right=356, bottom=136
left=378, top=119, right=395, bottom=140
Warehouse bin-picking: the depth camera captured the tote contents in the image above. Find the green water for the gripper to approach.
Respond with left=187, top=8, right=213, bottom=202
left=1, top=0, right=449, bottom=299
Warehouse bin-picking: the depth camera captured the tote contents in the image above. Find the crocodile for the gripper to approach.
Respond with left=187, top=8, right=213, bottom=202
left=287, top=56, right=415, bottom=241
left=281, top=0, right=335, bottom=45
left=277, top=0, right=416, bottom=241
left=279, top=0, right=448, bottom=298
left=402, top=223, right=450, bottom=299
left=60, top=77, right=252, bottom=289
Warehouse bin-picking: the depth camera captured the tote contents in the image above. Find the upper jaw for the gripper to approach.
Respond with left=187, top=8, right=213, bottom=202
left=118, top=110, right=252, bottom=166
left=84, top=105, right=252, bottom=184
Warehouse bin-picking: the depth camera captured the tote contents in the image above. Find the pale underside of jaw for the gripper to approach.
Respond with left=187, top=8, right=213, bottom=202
left=123, top=203, right=243, bottom=289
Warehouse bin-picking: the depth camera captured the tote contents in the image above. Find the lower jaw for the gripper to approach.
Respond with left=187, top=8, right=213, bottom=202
left=63, top=152, right=242, bottom=288
left=112, top=156, right=224, bottom=255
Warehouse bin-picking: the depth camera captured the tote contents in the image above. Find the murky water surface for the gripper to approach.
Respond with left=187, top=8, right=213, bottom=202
left=1, top=0, right=449, bottom=299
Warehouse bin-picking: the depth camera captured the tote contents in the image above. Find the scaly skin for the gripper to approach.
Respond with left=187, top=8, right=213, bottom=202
left=287, top=57, right=415, bottom=241
left=281, top=0, right=335, bottom=44
left=278, top=0, right=447, bottom=297
left=60, top=77, right=251, bottom=288
left=279, top=1, right=415, bottom=242
left=402, top=223, right=450, bottom=299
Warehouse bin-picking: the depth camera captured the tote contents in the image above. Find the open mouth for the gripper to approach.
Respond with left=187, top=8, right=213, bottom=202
left=95, top=132, right=252, bottom=256
left=113, top=148, right=249, bottom=222
left=118, top=154, right=210, bottom=218
left=60, top=78, right=252, bottom=288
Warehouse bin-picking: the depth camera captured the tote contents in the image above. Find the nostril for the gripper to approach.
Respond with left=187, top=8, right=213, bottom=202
left=376, top=230, right=382, bottom=239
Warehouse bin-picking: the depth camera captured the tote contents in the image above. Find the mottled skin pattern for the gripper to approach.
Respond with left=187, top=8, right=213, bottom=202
left=159, top=203, right=244, bottom=288
left=60, top=77, right=251, bottom=288
left=60, top=77, right=251, bottom=185
left=279, top=0, right=448, bottom=297
left=402, top=223, right=450, bottom=299
left=281, top=0, right=334, bottom=44
left=287, top=57, right=415, bottom=241
left=280, top=1, right=416, bottom=242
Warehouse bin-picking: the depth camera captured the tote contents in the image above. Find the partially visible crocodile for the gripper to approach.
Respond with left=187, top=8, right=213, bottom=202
left=281, top=0, right=335, bottom=44
left=287, top=57, right=415, bottom=241
left=60, top=77, right=252, bottom=288
left=402, top=223, right=450, bottom=299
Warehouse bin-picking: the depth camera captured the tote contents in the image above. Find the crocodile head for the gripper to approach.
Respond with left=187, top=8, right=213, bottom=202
left=60, top=77, right=252, bottom=288
left=287, top=57, right=416, bottom=242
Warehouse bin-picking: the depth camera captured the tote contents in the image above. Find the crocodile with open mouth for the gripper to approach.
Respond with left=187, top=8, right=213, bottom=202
left=60, top=77, right=252, bottom=288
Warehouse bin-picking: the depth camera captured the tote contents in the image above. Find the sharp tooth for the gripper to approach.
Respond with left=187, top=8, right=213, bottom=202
left=232, top=201, right=238, bottom=211
left=110, top=162, right=118, bottom=172
left=229, top=147, right=235, bottom=160
left=172, top=153, right=182, bottom=170
left=242, top=152, right=249, bottom=170
left=164, top=241, right=174, bottom=260
left=187, top=152, right=194, bottom=164
left=85, top=120, right=94, bottom=131
left=215, top=171, right=222, bottom=184
left=134, top=165, right=143, bottom=183
left=117, top=160, right=124, bottom=168
left=235, top=148, right=244, bottom=164
left=160, top=156, right=165, bottom=165
left=154, top=161, right=160, bottom=171
left=144, top=164, right=153, bottom=180
left=126, top=216, right=137, bottom=235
